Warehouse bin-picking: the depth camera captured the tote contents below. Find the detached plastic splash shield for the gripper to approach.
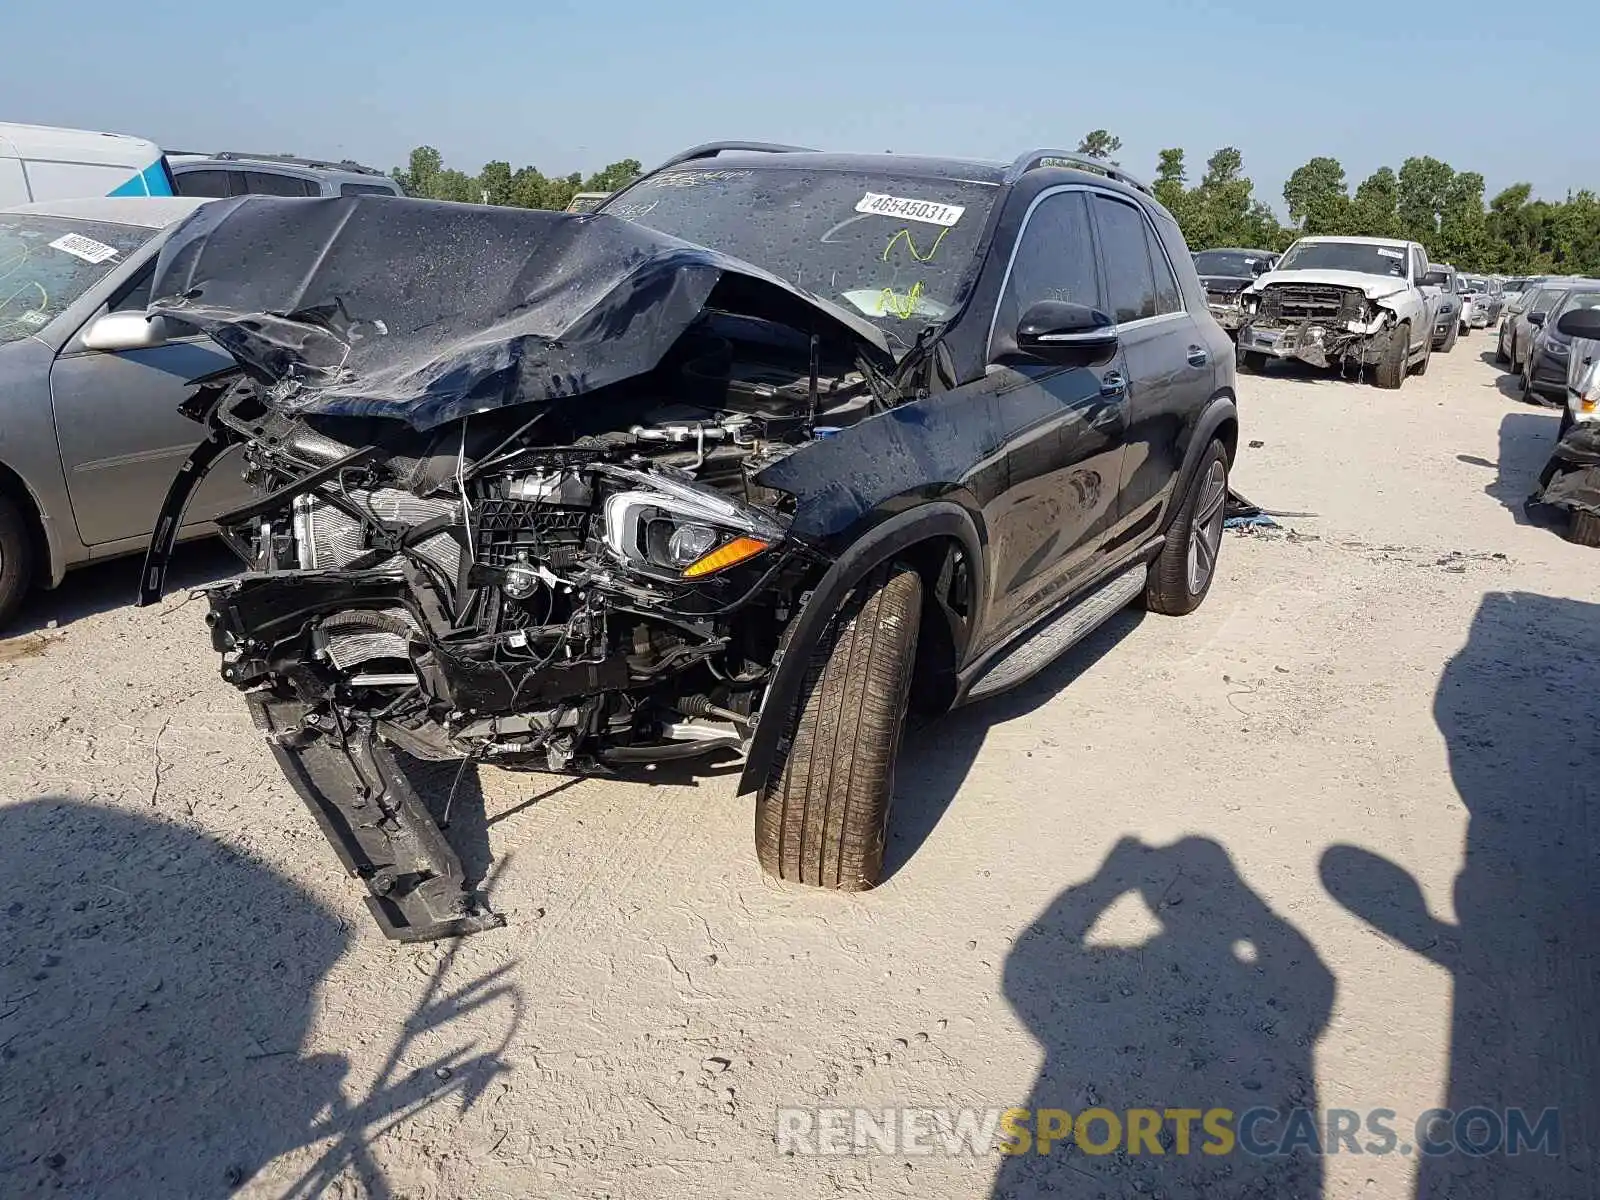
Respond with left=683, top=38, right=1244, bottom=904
left=249, top=694, right=503, bottom=942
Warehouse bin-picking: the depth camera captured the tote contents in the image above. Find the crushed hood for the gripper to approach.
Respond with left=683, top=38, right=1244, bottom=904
left=1246, top=268, right=1412, bottom=302
left=148, top=195, right=892, bottom=432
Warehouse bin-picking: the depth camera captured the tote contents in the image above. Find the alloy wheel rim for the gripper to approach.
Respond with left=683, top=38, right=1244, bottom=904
left=1186, top=460, right=1227, bottom=594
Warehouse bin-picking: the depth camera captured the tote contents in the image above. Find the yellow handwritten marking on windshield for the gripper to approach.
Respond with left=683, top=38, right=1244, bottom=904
left=876, top=280, right=926, bottom=320
left=881, top=227, right=948, bottom=263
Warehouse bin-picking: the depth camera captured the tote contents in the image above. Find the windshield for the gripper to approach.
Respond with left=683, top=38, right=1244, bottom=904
left=1276, top=240, right=1408, bottom=278
left=1462, top=276, right=1488, bottom=292
left=1554, top=290, right=1600, bottom=322
left=602, top=166, right=999, bottom=348
left=1193, top=250, right=1270, bottom=277
left=0, top=215, right=152, bottom=346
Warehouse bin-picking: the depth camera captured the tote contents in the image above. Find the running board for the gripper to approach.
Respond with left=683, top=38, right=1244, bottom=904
left=960, top=563, right=1147, bottom=703
left=249, top=694, right=505, bottom=942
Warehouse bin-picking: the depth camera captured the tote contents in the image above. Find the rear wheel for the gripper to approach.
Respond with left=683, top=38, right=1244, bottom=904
left=1440, top=321, right=1459, bottom=353
left=1495, top=328, right=1509, bottom=364
left=1143, top=439, right=1229, bottom=616
left=0, top=494, right=35, bottom=631
left=1374, top=324, right=1410, bottom=389
left=1569, top=509, right=1600, bottom=548
left=756, top=565, right=922, bottom=890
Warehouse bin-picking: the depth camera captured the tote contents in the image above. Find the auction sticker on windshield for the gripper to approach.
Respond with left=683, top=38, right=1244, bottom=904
left=49, top=234, right=120, bottom=265
left=855, top=193, right=966, bottom=227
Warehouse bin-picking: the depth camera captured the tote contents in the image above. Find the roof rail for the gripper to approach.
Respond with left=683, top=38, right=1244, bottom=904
left=652, top=141, right=816, bottom=172
left=174, top=151, right=388, bottom=177
left=1007, top=149, right=1152, bottom=196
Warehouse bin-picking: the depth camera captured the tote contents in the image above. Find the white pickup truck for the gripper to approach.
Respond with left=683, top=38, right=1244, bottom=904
left=1236, top=236, right=1436, bottom=389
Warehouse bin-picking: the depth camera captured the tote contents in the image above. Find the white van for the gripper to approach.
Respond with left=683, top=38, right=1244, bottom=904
left=0, top=122, right=175, bottom=208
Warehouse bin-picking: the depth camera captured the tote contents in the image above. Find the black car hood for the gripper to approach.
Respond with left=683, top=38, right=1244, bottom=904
left=1200, top=275, right=1252, bottom=295
left=147, top=195, right=892, bottom=432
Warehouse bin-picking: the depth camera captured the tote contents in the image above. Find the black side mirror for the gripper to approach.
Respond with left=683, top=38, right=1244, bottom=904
left=1252, top=259, right=1272, bottom=276
left=1012, top=300, right=1118, bottom=367
left=1557, top=307, right=1600, bottom=340
left=1420, top=270, right=1449, bottom=289
left=1527, top=310, right=1547, bottom=328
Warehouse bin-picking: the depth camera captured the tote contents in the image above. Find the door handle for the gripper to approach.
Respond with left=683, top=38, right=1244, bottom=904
left=1187, top=345, right=1209, bottom=366
left=1099, top=371, right=1126, bottom=397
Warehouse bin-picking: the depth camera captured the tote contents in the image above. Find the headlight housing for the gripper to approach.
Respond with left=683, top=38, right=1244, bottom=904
left=601, top=467, right=784, bottom=580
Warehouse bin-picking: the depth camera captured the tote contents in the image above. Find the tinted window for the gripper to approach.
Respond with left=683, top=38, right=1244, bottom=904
left=1148, top=225, right=1184, bottom=314
left=994, top=191, right=1101, bottom=341
left=242, top=171, right=317, bottom=197
left=1095, top=196, right=1158, bottom=323
left=340, top=182, right=397, bottom=197
left=173, top=169, right=234, bottom=198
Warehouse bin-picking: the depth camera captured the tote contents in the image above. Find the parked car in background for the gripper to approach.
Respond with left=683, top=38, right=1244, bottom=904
left=1500, top=276, right=1541, bottom=310
left=1458, top=274, right=1503, bottom=330
left=1192, top=247, right=1277, bottom=334
left=1422, top=263, right=1464, bottom=351
left=1521, top=281, right=1600, bottom=403
left=1237, top=235, right=1434, bottom=387
left=138, top=143, right=1241, bottom=938
left=0, top=197, right=254, bottom=627
left=1, top=121, right=174, bottom=206
left=565, top=191, right=610, bottom=213
left=1558, top=305, right=1600, bottom=439
left=169, top=152, right=402, bottom=199
left=1499, top=281, right=1567, bottom=369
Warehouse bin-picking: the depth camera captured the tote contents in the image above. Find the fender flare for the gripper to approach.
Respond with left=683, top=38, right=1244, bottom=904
left=1162, top=393, right=1239, bottom=537
left=736, top=501, right=983, bottom=795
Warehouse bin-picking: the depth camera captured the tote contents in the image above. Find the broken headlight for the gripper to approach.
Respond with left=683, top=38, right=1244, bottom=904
left=601, top=469, right=785, bottom=580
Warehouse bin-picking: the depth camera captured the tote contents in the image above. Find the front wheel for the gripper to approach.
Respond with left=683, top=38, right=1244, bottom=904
left=0, top=494, right=35, bottom=631
left=756, top=565, right=922, bottom=890
left=1374, top=324, right=1409, bottom=389
left=1495, top=329, right=1509, bottom=365
left=1143, top=439, right=1229, bottom=616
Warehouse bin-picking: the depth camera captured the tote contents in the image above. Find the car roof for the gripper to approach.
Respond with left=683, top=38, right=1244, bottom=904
left=169, top=155, right=394, bottom=186
left=1294, top=235, right=1413, bottom=247
left=0, top=196, right=210, bottom=227
left=657, top=150, right=1010, bottom=186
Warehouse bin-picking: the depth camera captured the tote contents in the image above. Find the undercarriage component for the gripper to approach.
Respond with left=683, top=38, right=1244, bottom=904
left=249, top=693, right=503, bottom=942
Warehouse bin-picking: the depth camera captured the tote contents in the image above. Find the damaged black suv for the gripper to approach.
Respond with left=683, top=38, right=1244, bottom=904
left=140, top=142, right=1238, bottom=940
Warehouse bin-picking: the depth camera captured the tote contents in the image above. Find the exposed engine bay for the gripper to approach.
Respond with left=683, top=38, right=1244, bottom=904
left=138, top=194, right=917, bottom=939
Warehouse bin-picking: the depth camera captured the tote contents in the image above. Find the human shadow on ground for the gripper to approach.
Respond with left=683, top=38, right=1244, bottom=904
left=1322, top=591, right=1600, bottom=1198
left=992, top=835, right=1334, bottom=1198
left=0, top=797, right=519, bottom=1198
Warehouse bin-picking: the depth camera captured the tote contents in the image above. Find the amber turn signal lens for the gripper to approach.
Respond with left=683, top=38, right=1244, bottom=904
left=682, top=535, right=771, bottom=579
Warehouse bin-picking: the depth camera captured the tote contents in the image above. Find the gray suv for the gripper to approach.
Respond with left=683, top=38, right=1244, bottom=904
left=170, top=152, right=402, bottom=200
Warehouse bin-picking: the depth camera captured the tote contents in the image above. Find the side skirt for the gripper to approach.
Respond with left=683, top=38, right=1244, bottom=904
left=956, top=556, right=1152, bottom=705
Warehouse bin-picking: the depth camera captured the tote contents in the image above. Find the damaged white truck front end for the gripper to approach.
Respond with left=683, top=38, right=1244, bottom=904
left=1235, top=238, right=1433, bottom=388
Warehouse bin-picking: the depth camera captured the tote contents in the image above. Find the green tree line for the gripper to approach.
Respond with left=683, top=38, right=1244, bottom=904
left=393, top=135, right=1600, bottom=276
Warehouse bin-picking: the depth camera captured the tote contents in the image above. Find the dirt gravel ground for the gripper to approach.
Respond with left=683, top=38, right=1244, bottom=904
left=2, top=340, right=1596, bottom=1200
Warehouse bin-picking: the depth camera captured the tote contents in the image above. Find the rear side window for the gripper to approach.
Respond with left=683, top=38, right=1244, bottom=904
left=242, top=171, right=318, bottom=196
left=173, top=169, right=234, bottom=198
left=1094, top=195, right=1158, bottom=323
left=1147, top=222, right=1184, bottom=314
left=994, top=191, right=1101, bottom=340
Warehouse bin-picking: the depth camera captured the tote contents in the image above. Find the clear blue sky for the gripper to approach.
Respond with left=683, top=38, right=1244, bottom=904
left=2, top=0, right=1590, bottom=212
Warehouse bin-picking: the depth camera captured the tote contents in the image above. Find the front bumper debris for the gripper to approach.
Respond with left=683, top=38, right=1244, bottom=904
left=250, top=693, right=504, bottom=941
